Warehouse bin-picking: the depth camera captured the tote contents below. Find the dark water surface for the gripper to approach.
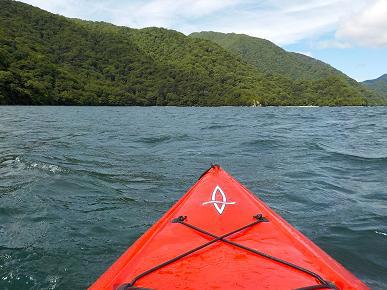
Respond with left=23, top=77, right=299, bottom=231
left=0, top=107, right=386, bottom=289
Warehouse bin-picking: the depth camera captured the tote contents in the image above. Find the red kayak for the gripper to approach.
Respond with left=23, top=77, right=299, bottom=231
left=90, top=165, right=368, bottom=290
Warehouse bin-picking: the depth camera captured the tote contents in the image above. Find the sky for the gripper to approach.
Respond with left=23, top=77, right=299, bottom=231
left=19, top=0, right=387, bottom=81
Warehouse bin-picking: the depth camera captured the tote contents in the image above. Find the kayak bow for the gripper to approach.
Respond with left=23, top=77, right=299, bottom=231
left=90, top=165, right=368, bottom=290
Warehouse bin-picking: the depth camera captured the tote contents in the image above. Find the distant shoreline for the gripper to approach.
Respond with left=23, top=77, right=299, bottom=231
left=1, top=105, right=385, bottom=108
left=1, top=1, right=385, bottom=108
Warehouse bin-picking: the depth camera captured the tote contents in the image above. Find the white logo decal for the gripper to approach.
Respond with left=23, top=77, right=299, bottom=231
left=202, top=185, right=236, bottom=214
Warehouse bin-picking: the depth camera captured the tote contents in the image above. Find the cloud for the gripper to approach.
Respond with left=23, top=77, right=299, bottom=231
left=19, top=0, right=243, bottom=27
left=18, top=0, right=116, bottom=23
left=19, top=0, right=383, bottom=47
left=335, top=0, right=387, bottom=47
left=193, top=0, right=359, bottom=45
left=110, top=0, right=242, bottom=28
left=316, top=39, right=351, bottom=49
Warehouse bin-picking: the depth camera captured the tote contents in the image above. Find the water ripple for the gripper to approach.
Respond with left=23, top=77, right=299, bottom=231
left=0, top=106, right=386, bottom=289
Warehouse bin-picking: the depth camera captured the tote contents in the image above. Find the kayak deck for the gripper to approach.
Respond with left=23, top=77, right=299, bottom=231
left=90, top=165, right=368, bottom=290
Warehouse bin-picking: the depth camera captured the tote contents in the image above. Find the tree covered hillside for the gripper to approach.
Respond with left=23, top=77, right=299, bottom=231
left=190, top=31, right=384, bottom=105
left=362, top=74, right=387, bottom=98
left=190, top=31, right=349, bottom=81
left=0, top=0, right=383, bottom=106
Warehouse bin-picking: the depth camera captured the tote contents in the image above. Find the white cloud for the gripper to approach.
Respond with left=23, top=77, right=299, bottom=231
left=193, top=0, right=356, bottom=45
left=19, top=0, right=385, bottom=47
left=316, top=39, right=351, bottom=49
left=335, top=0, right=387, bottom=47
left=111, top=0, right=241, bottom=28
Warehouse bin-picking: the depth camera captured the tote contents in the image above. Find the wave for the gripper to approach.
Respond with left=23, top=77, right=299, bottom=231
left=241, top=139, right=283, bottom=147
left=202, top=124, right=236, bottom=130
left=375, top=230, right=387, bottom=237
left=29, top=162, right=63, bottom=173
left=137, top=133, right=191, bottom=144
left=6, top=155, right=66, bottom=174
left=315, top=143, right=387, bottom=162
left=138, top=135, right=172, bottom=144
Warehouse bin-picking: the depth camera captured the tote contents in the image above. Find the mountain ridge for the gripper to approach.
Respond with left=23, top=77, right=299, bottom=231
left=362, top=74, right=387, bottom=97
left=189, top=31, right=354, bottom=82
left=190, top=31, right=385, bottom=105
left=0, top=0, right=384, bottom=106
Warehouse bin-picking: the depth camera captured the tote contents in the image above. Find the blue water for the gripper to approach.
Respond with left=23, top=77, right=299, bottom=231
left=0, top=106, right=386, bottom=289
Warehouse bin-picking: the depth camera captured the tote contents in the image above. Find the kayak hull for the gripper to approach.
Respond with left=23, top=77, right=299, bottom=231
left=90, top=166, right=369, bottom=290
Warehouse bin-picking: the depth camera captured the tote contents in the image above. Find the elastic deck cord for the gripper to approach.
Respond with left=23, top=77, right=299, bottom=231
left=176, top=216, right=337, bottom=290
left=118, top=214, right=337, bottom=290
left=119, top=215, right=265, bottom=289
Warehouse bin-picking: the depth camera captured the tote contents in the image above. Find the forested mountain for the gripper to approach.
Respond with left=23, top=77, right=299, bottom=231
left=0, top=0, right=383, bottom=106
left=190, top=31, right=349, bottom=81
left=190, top=32, right=386, bottom=105
left=362, top=74, right=387, bottom=97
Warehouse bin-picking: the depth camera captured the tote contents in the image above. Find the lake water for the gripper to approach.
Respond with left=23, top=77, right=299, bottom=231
left=0, top=106, right=386, bottom=289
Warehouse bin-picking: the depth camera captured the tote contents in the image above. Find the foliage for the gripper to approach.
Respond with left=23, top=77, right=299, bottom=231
left=190, top=31, right=385, bottom=105
left=0, top=0, right=384, bottom=106
left=362, top=74, right=387, bottom=98
left=190, top=32, right=343, bottom=80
